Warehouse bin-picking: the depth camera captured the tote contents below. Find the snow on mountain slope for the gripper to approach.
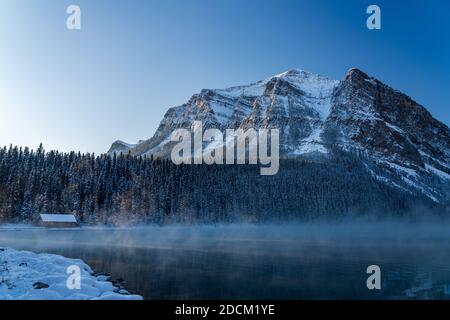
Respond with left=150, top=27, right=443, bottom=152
left=108, top=69, right=340, bottom=157
left=0, top=247, right=142, bottom=300
left=107, top=68, right=450, bottom=202
left=324, top=68, right=450, bottom=201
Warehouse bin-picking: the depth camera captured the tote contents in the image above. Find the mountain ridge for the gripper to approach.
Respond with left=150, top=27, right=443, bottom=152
left=108, top=68, right=450, bottom=203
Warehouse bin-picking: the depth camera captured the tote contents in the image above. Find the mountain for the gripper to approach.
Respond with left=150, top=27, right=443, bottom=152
left=108, top=140, right=137, bottom=155
left=108, top=68, right=450, bottom=203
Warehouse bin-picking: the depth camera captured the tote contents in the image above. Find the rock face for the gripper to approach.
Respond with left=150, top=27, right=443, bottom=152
left=108, top=140, right=136, bottom=155
left=108, top=68, right=450, bottom=202
left=328, top=69, right=450, bottom=168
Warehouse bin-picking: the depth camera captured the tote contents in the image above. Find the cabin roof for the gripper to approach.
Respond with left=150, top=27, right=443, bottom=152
left=40, top=214, right=78, bottom=223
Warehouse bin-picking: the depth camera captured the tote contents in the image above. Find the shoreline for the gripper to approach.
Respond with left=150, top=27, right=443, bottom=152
left=0, top=247, right=142, bottom=300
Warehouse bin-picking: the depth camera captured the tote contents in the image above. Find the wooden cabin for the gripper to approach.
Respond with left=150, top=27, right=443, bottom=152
left=39, top=214, right=79, bottom=228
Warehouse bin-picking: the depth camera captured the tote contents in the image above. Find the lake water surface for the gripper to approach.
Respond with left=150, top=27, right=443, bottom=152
left=1, top=223, right=450, bottom=299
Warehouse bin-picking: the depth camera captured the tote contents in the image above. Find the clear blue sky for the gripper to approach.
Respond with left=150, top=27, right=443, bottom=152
left=0, top=0, right=448, bottom=154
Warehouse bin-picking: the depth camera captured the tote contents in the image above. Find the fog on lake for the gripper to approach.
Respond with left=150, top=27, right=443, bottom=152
left=1, top=222, right=450, bottom=299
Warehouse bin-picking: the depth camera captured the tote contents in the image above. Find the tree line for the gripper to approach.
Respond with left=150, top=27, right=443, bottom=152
left=0, top=144, right=438, bottom=225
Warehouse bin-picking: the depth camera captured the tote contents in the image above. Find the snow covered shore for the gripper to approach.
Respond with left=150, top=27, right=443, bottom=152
left=0, top=247, right=142, bottom=300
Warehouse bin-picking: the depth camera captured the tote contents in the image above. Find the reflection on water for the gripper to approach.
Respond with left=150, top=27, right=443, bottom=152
left=1, top=223, right=450, bottom=299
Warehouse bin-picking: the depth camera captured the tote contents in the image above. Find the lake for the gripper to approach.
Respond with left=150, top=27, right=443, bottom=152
left=1, top=223, right=450, bottom=299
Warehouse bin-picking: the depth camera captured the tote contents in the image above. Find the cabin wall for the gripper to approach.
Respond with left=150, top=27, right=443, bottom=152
left=39, top=221, right=79, bottom=228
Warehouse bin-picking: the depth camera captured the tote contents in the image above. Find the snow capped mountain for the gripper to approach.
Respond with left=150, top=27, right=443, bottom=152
left=108, top=68, right=450, bottom=202
left=109, top=69, right=340, bottom=157
left=325, top=69, right=450, bottom=202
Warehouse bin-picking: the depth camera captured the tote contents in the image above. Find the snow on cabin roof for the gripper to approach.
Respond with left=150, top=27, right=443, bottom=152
left=40, top=214, right=78, bottom=223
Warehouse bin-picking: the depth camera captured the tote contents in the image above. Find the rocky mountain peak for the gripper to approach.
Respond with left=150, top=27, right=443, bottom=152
left=345, top=68, right=370, bottom=80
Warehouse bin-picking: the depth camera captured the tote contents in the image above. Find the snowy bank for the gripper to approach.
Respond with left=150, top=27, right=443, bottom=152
left=0, top=247, right=142, bottom=300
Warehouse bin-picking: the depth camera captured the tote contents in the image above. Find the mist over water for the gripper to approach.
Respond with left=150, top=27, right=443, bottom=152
left=1, top=221, right=450, bottom=299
